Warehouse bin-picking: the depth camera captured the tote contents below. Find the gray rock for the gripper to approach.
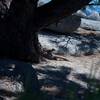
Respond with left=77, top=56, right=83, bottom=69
left=46, top=15, right=100, bottom=33
left=80, top=18, right=100, bottom=31
left=38, top=0, right=51, bottom=7
left=46, top=15, right=81, bottom=33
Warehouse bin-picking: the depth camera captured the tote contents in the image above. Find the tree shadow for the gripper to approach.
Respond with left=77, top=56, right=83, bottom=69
left=0, top=59, right=100, bottom=100
left=74, top=73, right=100, bottom=100
left=77, top=34, right=98, bottom=55
left=36, top=65, right=100, bottom=100
left=0, top=59, right=39, bottom=99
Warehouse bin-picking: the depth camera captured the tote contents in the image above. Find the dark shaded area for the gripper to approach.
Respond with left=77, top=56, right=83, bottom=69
left=44, top=15, right=81, bottom=33
left=36, top=65, right=100, bottom=100
left=76, top=34, right=98, bottom=55
left=0, top=0, right=40, bottom=63
left=0, top=89, right=18, bottom=97
left=0, top=60, right=40, bottom=99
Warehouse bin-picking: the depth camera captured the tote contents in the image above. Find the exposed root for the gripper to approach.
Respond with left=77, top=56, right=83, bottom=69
left=40, top=48, right=70, bottom=61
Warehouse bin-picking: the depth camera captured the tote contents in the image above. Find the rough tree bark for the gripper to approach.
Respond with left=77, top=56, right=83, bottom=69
left=0, top=0, right=40, bottom=63
left=0, top=0, right=91, bottom=63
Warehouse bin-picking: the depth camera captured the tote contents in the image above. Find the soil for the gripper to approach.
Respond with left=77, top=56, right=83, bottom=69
left=35, top=53, right=100, bottom=100
left=0, top=30, right=100, bottom=100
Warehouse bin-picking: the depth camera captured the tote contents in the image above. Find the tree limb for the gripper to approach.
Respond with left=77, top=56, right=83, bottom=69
left=35, top=0, right=91, bottom=29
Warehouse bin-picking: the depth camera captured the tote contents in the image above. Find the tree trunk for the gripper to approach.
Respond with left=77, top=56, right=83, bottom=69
left=0, top=0, right=40, bottom=63
left=0, top=0, right=91, bottom=63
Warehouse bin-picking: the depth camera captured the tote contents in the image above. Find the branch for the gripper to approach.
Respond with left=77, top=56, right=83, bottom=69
left=88, top=4, right=100, bottom=5
left=35, top=0, right=91, bottom=29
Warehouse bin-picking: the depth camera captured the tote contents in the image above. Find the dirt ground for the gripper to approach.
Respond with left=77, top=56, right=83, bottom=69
left=35, top=53, right=100, bottom=100
left=34, top=31, right=100, bottom=100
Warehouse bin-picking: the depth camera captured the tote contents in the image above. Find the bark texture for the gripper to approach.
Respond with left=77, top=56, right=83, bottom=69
left=0, top=0, right=40, bottom=63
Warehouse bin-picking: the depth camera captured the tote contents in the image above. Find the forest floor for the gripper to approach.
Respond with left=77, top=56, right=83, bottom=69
left=34, top=31, right=100, bottom=100
left=35, top=53, right=100, bottom=100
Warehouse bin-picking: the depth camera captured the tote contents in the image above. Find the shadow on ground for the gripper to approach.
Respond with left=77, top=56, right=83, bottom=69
left=0, top=59, right=100, bottom=100
left=0, top=59, right=39, bottom=100
left=36, top=65, right=100, bottom=100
